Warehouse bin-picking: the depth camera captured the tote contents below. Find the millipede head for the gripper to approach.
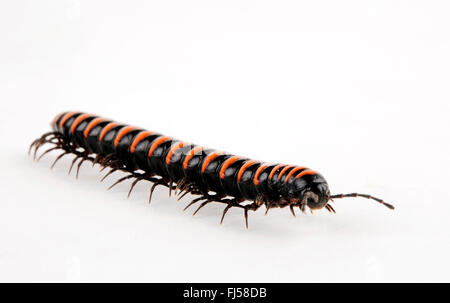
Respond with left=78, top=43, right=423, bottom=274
left=301, top=183, right=331, bottom=210
left=289, top=173, right=331, bottom=211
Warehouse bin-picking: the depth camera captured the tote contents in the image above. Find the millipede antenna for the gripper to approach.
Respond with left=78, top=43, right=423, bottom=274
left=329, top=193, right=395, bottom=210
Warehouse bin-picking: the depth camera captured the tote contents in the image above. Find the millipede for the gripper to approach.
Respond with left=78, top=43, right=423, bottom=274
left=29, top=111, right=394, bottom=228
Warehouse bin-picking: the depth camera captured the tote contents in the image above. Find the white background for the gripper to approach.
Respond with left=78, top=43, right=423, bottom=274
left=1, top=1, right=449, bottom=282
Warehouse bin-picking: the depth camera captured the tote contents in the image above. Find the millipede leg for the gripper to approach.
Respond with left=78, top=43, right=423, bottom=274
left=174, top=179, right=186, bottom=196
left=183, top=194, right=253, bottom=227
left=68, top=156, right=81, bottom=175
left=98, top=154, right=117, bottom=172
left=183, top=197, right=206, bottom=211
left=289, top=205, right=296, bottom=218
left=176, top=182, right=191, bottom=199
left=29, top=136, right=47, bottom=155
left=127, top=178, right=143, bottom=198
left=105, top=159, right=122, bottom=171
left=50, top=152, right=69, bottom=169
left=299, top=202, right=306, bottom=213
left=34, top=137, right=59, bottom=160
left=100, top=160, right=119, bottom=172
left=101, top=168, right=117, bottom=182
left=168, top=180, right=174, bottom=197
left=244, top=208, right=249, bottom=229
left=92, top=154, right=103, bottom=168
left=176, top=182, right=200, bottom=202
left=147, top=179, right=169, bottom=205
left=29, top=132, right=59, bottom=156
left=220, top=204, right=233, bottom=224
left=325, top=204, right=336, bottom=214
left=108, top=174, right=134, bottom=190
left=192, top=200, right=215, bottom=216
left=148, top=183, right=158, bottom=205
left=177, top=188, right=192, bottom=201
left=37, top=146, right=61, bottom=162
left=75, top=156, right=89, bottom=179
left=242, top=202, right=263, bottom=229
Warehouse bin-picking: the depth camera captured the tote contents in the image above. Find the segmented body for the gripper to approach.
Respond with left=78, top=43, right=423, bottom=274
left=29, top=111, right=393, bottom=228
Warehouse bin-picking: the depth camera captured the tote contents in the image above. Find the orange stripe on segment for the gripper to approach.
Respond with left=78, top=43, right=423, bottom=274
left=166, top=142, right=187, bottom=165
left=201, top=151, right=223, bottom=173
left=237, top=160, right=257, bottom=182
left=84, top=117, right=105, bottom=138
left=219, top=156, right=241, bottom=179
left=148, top=136, right=171, bottom=158
left=51, top=112, right=65, bottom=127
left=285, top=166, right=306, bottom=182
left=294, top=170, right=317, bottom=180
left=253, top=163, right=270, bottom=185
left=70, top=113, right=92, bottom=133
left=278, top=165, right=295, bottom=181
left=183, top=146, right=204, bottom=169
left=130, top=130, right=154, bottom=153
left=99, top=122, right=119, bottom=141
left=114, top=126, right=137, bottom=147
left=59, top=112, right=78, bottom=128
left=268, top=164, right=284, bottom=180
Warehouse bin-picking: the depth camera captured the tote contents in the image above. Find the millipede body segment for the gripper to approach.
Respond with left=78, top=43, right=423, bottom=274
left=30, top=111, right=394, bottom=228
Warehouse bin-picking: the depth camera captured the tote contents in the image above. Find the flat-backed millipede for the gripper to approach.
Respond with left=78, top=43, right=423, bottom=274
left=29, top=111, right=394, bottom=228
